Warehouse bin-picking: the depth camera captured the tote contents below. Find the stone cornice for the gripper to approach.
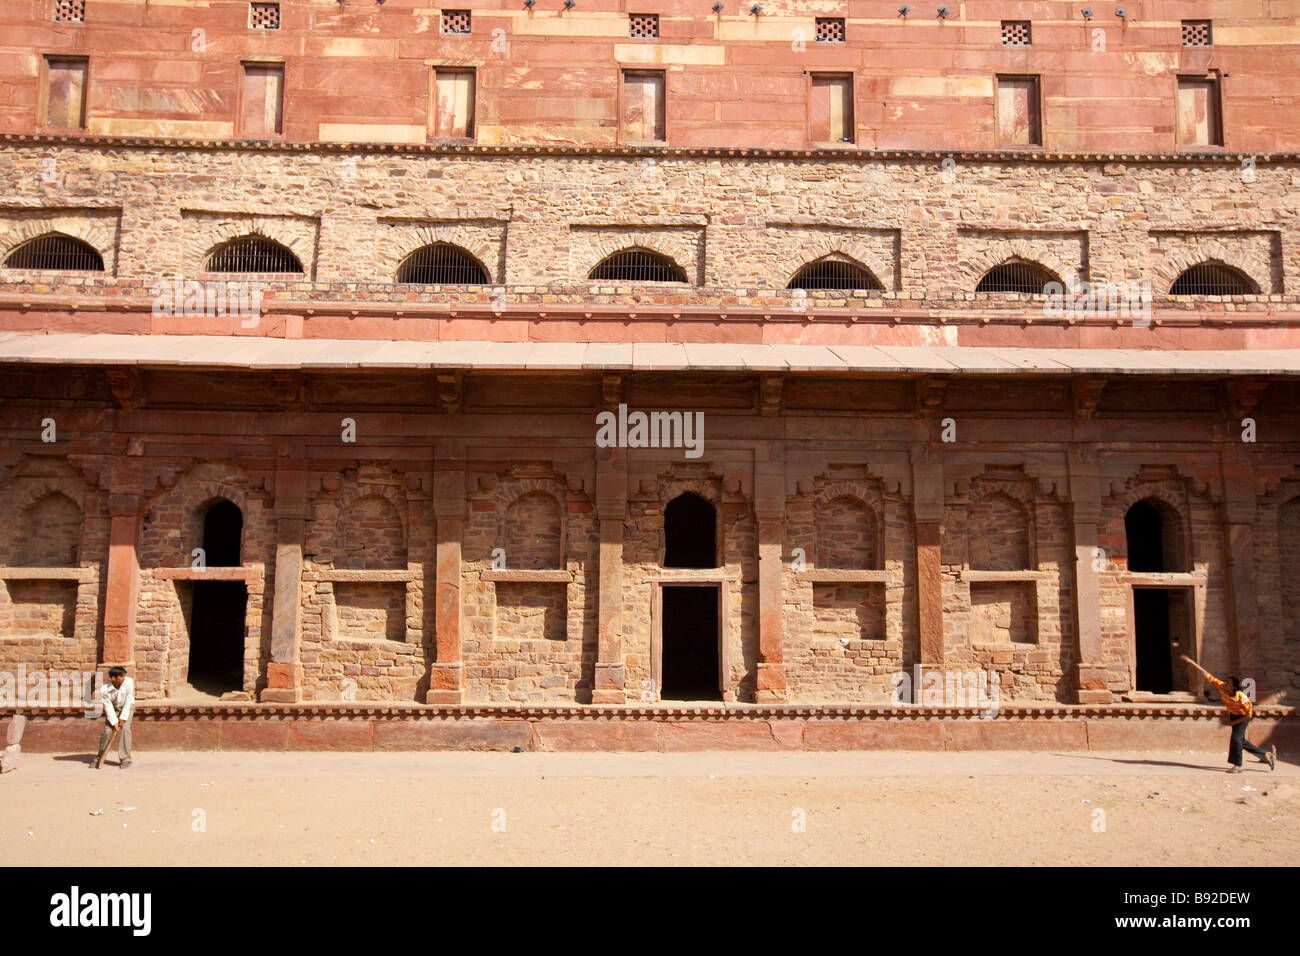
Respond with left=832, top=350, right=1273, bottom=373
left=3, top=702, right=1297, bottom=720
left=1, top=133, right=1296, bottom=166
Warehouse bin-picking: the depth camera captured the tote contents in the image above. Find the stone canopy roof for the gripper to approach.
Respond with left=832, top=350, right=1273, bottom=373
left=2, top=333, right=1300, bottom=376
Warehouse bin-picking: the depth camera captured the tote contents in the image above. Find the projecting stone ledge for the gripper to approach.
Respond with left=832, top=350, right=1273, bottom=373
left=3, top=705, right=1297, bottom=754
left=2, top=333, right=1300, bottom=377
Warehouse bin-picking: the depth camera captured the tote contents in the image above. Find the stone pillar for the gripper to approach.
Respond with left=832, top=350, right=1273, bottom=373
left=593, top=456, right=627, bottom=704
left=1068, top=452, right=1109, bottom=703
left=1223, top=452, right=1262, bottom=688
left=263, top=462, right=306, bottom=703
left=755, top=461, right=787, bottom=702
left=912, top=458, right=944, bottom=666
left=102, top=491, right=142, bottom=669
left=427, top=462, right=466, bottom=704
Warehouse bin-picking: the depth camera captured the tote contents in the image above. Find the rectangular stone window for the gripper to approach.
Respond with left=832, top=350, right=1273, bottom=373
left=441, top=9, right=471, bottom=34
left=996, top=74, right=1041, bottom=146
left=1001, top=20, right=1031, bottom=45
left=815, top=18, right=845, bottom=42
left=43, top=56, right=88, bottom=130
left=629, top=13, right=659, bottom=38
left=1176, top=76, right=1222, bottom=147
left=1182, top=20, right=1212, bottom=46
left=249, top=3, right=280, bottom=30
left=53, top=0, right=85, bottom=22
left=809, top=73, right=853, bottom=144
left=432, top=68, right=475, bottom=138
left=621, top=70, right=665, bottom=142
left=239, top=62, right=284, bottom=138
left=970, top=581, right=1037, bottom=645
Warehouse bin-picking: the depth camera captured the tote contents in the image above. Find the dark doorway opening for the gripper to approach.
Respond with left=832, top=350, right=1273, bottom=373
left=664, top=492, right=716, bottom=568
left=1133, top=589, right=1173, bottom=693
left=203, top=499, right=243, bottom=567
left=187, top=582, right=248, bottom=694
left=1133, top=587, right=1193, bottom=694
left=186, top=499, right=246, bottom=695
left=1125, top=498, right=1186, bottom=573
left=661, top=585, right=721, bottom=701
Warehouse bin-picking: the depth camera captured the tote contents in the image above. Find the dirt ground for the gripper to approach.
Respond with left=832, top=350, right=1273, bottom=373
left=2, top=749, right=1297, bottom=866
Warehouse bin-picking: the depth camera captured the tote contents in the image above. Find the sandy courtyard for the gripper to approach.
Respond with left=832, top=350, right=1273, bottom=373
left=2, top=749, right=1297, bottom=866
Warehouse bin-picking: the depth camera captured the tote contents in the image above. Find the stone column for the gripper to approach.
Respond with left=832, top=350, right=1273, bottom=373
left=1068, top=452, right=1109, bottom=703
left=263, top=462, right=306, bottom=703
left=427, top=462, right=466, bottom=704
left=593, top=456, right=627, bottom=704
left=755, top=461, right=787, bottom=702
left=912, top=458, right=944, bottom=667
left=1223, top=452, right=1262, bottom=688
left=102, top=490, right=142, bottom=669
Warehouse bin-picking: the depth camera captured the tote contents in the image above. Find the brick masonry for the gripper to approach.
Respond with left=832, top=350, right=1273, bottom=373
left=0, top=8, right=1297, bottom=733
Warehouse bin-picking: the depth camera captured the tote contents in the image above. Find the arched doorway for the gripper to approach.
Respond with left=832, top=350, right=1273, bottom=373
left=1125, top=498, right=1190, bottom=695
left=187, top=499, right=247, bottom=695
left=664, top=492, right=716, bottom=568
left=660, top=493, right=722, bottom=700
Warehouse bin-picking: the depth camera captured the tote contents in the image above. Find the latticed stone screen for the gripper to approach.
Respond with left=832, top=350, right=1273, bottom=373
left=1182, top=20, right=1212, bottom=46
left=816, top=18, right=845, bottom=42
left=1001, top=21, right=1031, bottom=45
left=53, top=0, right=85, bottom=22
left=629, top=13, right=659, bottom=38
left=442, top=9, right=471, bottom=34
left=249, top=2, right=279, bottom=29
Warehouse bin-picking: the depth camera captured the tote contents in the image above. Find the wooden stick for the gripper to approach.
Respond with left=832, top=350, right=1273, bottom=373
left=95, top=723, right=122, bottom=769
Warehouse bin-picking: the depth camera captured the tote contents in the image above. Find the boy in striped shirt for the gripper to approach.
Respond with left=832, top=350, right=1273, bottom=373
left=1181, top=656, right=1276, bottom=773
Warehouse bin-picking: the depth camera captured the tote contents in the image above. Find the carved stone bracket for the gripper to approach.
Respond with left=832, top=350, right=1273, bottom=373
left=916, top=375, right=948, bottom=413
left=106, top=367, right=144, bottom=409
left=759, top=373, right=784, bottom=416
left=437, top=371, right=464, bottom=413
left=1072, top=375, right=1107, bottom=419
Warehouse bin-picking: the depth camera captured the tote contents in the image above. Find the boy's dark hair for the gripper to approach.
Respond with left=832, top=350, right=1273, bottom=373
left=108, top=666, right=127, bottom=678
left=1228, top=675, right=1242, bottom=691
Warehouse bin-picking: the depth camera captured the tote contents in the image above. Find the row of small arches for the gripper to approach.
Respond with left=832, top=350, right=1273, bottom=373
left=2, top=489, right=1285, bottom=578
left=1, top=232, right=1262, bottom=295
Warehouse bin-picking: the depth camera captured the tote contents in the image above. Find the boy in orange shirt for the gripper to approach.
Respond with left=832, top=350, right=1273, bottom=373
left=1181, top=655, right=1276, bottom=773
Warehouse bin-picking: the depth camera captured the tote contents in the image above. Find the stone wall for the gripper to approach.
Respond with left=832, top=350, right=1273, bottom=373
left=3, top=2, right=1297, bottom=151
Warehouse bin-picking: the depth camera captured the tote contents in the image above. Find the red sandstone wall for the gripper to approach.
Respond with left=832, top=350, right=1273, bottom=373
left=2, top=1, right=1297, bottom=151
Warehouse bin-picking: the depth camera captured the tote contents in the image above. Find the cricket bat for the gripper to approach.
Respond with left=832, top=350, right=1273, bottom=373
left=95, top=723, right=122, bottom=769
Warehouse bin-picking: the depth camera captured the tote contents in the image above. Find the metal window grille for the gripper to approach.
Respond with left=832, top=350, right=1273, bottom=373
left=629, top=13, right=659, bottom=38
left=53, top=0, right=85, bottom=22
left=1169, top=262, right=1254, bottom=296
left=206, top=236, right=302, bottom=274
left=815, top=18, right=845, bottom=42
left=1182, top=20, right=1211, bottom=47
left=787, top=259, right=882, bottom=291
left=441, top=9, right=471, bottom=34
left=975, top=261, right=1056, bottom=294
left=1001, top=21, right=1031, bottom=46
left=588, top=248, right=686, bottom=283
left=4, top=233, right=104, bottom=271
left=396, top=244, right=489, bottom=284
left=249, top=3, right=280, bottom=29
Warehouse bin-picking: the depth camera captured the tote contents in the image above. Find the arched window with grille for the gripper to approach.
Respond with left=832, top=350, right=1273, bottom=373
left=205, top=235, right=303, bottom=274
left=1169, top=262, right=1258, bottom=296
left=588, top=247, right=687, bottom=283
left=3, top=233, right=104, bottom=272
left=787, top=257, right=883, bottom=291
left=975, top=259, right=1059, bottom=294
left=396, top=243, right=489, bottom=285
